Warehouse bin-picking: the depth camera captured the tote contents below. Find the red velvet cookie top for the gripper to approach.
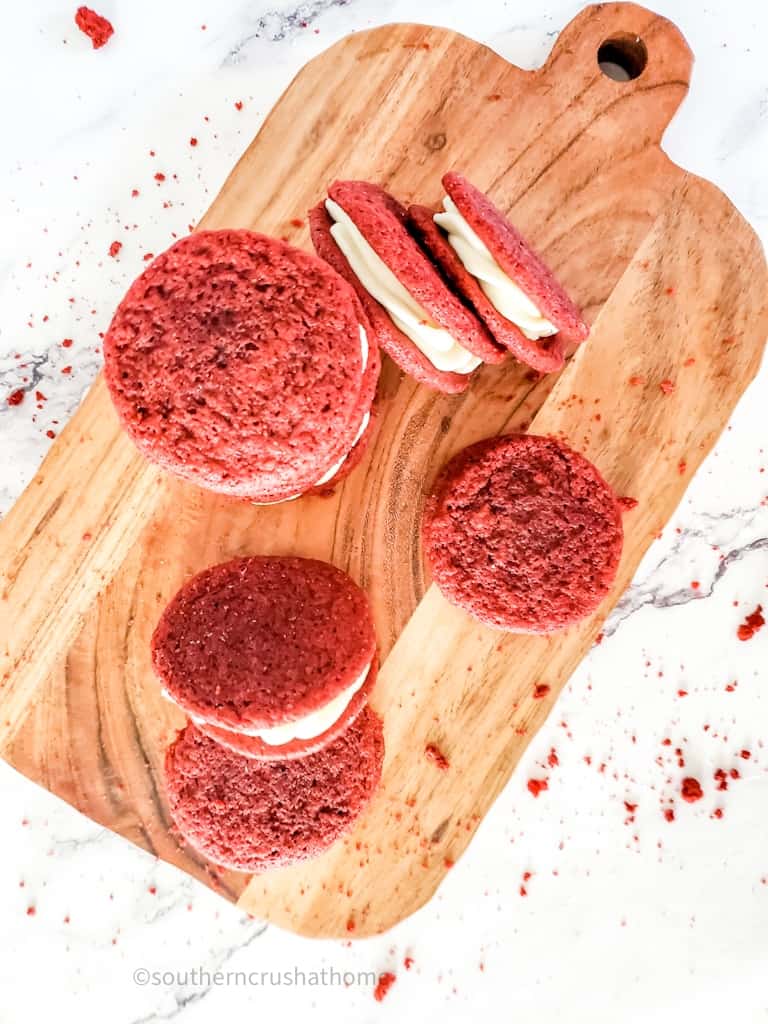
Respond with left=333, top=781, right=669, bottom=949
left=152, top=556, right=376, bottom=730
left=103, top=230, right=370, bottom=502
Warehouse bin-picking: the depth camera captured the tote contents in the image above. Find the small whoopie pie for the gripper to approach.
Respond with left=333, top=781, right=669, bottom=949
left=152, top=555, right=377, bottom=760
left=103, top=229, right=380, bottom=503
left=165, top=706, right=384, bottom=872
left=411, top=172, right=589, bottom=373
left=310, top=181, right=506, bottom=395
left=423, top=434, right=623, bottom=632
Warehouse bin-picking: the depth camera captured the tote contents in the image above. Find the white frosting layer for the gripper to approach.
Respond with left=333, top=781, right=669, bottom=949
left=179, top=659, right=373, bottom=746
left=433, top=196, right=557, bottom=341
left=325, top=197, right=482, bottom=374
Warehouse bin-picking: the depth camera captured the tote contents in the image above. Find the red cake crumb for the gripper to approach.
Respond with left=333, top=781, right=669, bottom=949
left=403, top=956, right=414, bottom=970
left=7, top=389, right=24, bottom=406
left=533, top=683, right=551, bottom=699
left=373, top=972, right=396, bottom=1002
left=617, top=495, right=638, bottom=511
left=659, top=379, right=676, bottom=394
left=425, top=743, right=450, bottom=771
left=663, top=808, right=675, bottom=822
left=527, top=778, right=548, bottom=798
left=189, top=137, right=198, bottom=147
left=75, top=7, right=114, bottom=49
left=108, top=241, right=122, bottom=257
left=681, top=777, right=703, bottom=803
left=737, top=605, right=764, bottom=641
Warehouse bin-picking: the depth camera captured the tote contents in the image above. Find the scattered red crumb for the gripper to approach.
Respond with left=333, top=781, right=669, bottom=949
left=346, top=918, right=355, bottom=932
left=46, top=430, right=56, bottom=439
left=533, top=683, right=550, bottom=699
left=148, top=885, right=157, bottom=895
left=403, top=956, right=414, bottom=971
left=527, top=778, right=548, bottom=798
left=7, top=389, right=25, bottom=406
left=131, top=189, right=139, bottom=198
left=61, top=338, right=73, bottom=348
left=681, top=777, right=703, bottom=803
left=36, top=390, right=46, bottom=402
left=61, top=366, right=72, bottom=375
left=75, top=6, right=114, bottom=49
left=617, top=496, right=638, bottom=511
left=712, top=808, right=724, bottom=819
left=714, top=769, right=728, bottom=791
left=234, top=100, right=244, bottom=111
left=547, top=748, right=559, bottom=768
left=730, top=768, right=741, bottom=780
left=665, top=286, right=675, bottom=296
left=691, top=580, right=700, bottom=590
left=154, top=172, right=166, bottom=182
left=628, top=374, right=646, bottom=386
left=740, top=749, right=751, bottom=760
left=443, top=857, right=454, bottom=869
left=683, top=356, right=696, bottom=367
left=143, top=253, right=154, bottom=262
left=425, top=743, right=449, bottom=771
left=677, top=689, right=688, bottom=697
left=659, top=379, right=676, bottom=394
left=290, top=218, right=305, bottom=228
left=737, top=606, right=764, bottom=641
left=189, top=137, right=198, bottom=147
left=663, top=808, right=675, bottom=822
left=624, top=801, right=637, bottom=813
left=678, top=459, right=687, bottom=475
left=108, top=240, right=122, bottom=258
left=373, top=972, right=396, bottom=1002
left=26, top=906, right=36, bottom=917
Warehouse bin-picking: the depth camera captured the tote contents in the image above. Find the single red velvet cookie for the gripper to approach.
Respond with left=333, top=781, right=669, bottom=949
left=165, top=707, right=384, bottom=872
left=152, top=556, right=377, bottom=742
left=103, top=230, right=377, bottom=503
left=423, top=434, right=623, bottom=632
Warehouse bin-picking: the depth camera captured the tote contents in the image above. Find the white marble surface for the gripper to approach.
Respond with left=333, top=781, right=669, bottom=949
left=1, top=0, right=767, bottom=1019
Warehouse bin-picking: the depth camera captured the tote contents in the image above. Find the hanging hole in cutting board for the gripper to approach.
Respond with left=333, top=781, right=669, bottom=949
left=597, top=35, right=648, bottom=81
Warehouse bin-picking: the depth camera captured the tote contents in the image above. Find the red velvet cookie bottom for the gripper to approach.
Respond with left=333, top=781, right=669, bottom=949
left=165, top=706, right=384, bottom=872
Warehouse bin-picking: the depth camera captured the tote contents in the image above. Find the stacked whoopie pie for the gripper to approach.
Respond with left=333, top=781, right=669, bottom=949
left=103, top=230, right=380, bottom=504
left=154, top=556, right=383, bottom=872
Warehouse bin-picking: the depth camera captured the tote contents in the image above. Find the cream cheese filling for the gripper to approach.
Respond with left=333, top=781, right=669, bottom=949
left=325, top=197, right=481, bottom=375
left=433, top=196, right=557, bottom=341
left=167, top=658, right=373, bottom=746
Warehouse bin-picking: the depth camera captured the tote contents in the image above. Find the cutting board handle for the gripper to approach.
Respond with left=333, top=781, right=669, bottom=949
left=542, top=2, right=693, bottom=142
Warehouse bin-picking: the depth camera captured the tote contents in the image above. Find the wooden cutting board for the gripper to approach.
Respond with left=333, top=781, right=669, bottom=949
left=1, top=3, right=766, bottom=936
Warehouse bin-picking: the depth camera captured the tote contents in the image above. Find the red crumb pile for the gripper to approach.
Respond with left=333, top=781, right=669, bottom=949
left=681, top=777, right=703, bottom=803
left=75, top=7, right=114, bottom=49
left=737, top=605, right=764, bottom=642
left=374, top=972, right=396, bottom=1002
left=425, top=743, right=450, bottom=771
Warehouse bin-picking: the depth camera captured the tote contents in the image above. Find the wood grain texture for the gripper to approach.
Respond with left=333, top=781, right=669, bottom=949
left=1, top=5, right=766, bottom=934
